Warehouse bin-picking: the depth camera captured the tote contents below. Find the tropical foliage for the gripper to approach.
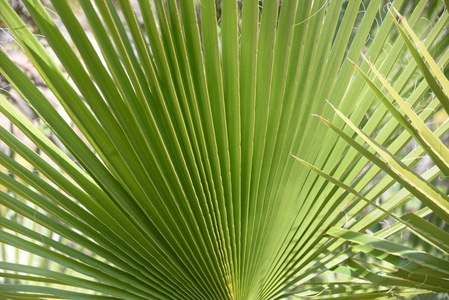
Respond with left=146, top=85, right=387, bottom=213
left=0, top=0, right=448, bottom=299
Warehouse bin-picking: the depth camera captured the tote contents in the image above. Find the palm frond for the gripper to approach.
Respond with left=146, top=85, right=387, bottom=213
left=0, top=0, right=448, bottom=299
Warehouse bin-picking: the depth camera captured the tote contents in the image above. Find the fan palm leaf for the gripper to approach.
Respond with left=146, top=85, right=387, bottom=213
left=0, top=0, right=448, bottom=299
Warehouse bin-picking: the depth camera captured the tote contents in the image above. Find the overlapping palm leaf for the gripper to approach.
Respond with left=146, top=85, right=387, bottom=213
left=297, top=6, right=449, bottom=298
left=0, top=0, right=448, bottom=299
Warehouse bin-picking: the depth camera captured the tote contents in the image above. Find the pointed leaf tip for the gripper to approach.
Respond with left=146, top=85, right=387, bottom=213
left=392, top=6, right=403, bottom=21
left=312, top=114, right=330, bottom=125
left=292, top=155, right=312, bottom=167
left=292, top=155, right=302, bottom=162
left=325, top=99, right=338, bottom=111
left=360, top=53, right=372, bottom=67
left=347, top=58, right=357, bottom=67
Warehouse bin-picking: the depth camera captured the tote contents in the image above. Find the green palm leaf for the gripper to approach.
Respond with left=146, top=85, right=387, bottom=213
left=297, top=6, right=449, bottom=296
left=0, top=0, right=448, bottom=299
